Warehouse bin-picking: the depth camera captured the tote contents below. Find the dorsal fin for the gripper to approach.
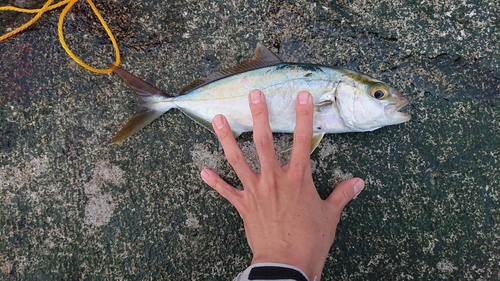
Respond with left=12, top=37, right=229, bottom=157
left=178, top=43, right=283, bottom=95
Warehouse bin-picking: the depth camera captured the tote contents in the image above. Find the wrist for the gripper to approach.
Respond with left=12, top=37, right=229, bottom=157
left=248, top=233, right=329, bottom=280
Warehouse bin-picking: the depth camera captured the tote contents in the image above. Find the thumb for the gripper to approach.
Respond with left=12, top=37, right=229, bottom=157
left=200, top=168, right=244, bottom=208
left=326, top=178, right=364, bottom=212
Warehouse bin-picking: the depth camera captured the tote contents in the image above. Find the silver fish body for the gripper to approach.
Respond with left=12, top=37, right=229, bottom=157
left=109, top=44, right=410, bottom=151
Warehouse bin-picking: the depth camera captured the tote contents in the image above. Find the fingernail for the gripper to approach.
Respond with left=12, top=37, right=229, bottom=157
left=213, top=115, right=224, bottom=130
left=298, top=91, right=309, bottom=105
left=250, top=90, right=261, bottom=104
left=354, top=179, right=365, bottom=196
left=201, top=169, right=211, bottom=181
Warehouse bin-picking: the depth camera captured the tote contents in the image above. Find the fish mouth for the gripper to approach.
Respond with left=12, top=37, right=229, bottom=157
left=385, top=97, right=411, bottom=123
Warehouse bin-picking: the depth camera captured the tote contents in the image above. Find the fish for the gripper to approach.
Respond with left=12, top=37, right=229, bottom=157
left=108, top=43, right=410, bottom=152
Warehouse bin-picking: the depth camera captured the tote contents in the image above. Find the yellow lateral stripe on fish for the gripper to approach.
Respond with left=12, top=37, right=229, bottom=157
left=109, top=44, right=410, bottom=152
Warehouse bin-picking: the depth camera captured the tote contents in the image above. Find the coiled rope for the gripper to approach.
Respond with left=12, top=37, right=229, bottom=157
left=0, top=0, right=120, bottom=74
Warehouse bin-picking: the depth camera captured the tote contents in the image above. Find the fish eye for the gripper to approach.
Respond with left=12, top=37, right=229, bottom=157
left=374, top=90, right=385, bottom=99
left=370, top=85, right=389, bottom=100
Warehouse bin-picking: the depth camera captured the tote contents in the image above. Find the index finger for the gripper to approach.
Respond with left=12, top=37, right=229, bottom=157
left=289, top=91, right=314, bottom=166
left=248, top=89, right=280, bottom=172
left=212, top=114, right=256, bottom=182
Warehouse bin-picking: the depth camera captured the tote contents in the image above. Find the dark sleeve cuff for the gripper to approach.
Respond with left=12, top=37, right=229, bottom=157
left=233, top=262, right=312, bottom=281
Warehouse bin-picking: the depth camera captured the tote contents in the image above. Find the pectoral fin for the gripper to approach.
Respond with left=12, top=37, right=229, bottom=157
left=279, top=133, right=325, bottom=154
left=310, top=133, right=325, bottom=154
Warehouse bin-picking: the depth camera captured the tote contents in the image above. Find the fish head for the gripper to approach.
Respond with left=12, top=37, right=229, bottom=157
left=334, top=71, right=411, bottom=131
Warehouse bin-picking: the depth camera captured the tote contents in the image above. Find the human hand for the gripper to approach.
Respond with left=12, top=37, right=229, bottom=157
left=201, top=89, right=364, bottom=280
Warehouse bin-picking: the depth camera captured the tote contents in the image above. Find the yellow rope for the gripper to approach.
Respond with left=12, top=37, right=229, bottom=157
left=0, top=0, right=120, bottom=74
left=0, top=0, right=69, bottom=15
left=0, top=0, right=58, bottom=41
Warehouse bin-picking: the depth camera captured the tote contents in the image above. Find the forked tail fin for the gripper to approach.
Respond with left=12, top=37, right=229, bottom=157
left=107, top=64, right=175, bottom=143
